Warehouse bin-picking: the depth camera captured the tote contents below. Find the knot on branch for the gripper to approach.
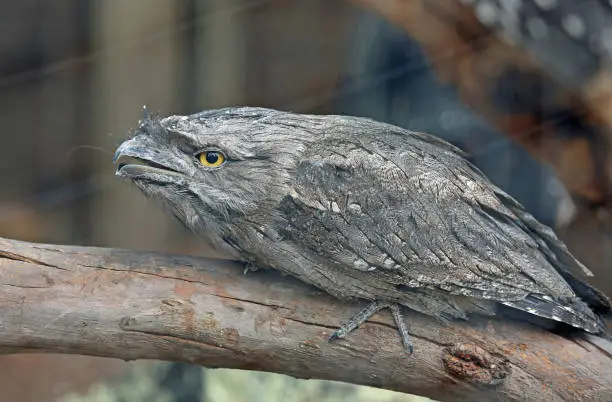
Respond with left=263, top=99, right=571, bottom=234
left=442, top=343, right=510, bottom=386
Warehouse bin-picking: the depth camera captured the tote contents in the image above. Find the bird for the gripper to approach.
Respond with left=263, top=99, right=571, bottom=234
left=113, top=106, right=611, bottom=353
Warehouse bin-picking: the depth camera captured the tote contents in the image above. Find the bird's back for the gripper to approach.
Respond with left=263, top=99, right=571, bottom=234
left=274, top=115, right=609, bottom=333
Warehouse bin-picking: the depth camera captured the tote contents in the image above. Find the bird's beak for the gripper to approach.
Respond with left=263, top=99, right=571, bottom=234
left=114, top=136, right=183, bottom=179
left=113, top=137, right=136, bottom=164
left=114, top=137, right=148, bottom=177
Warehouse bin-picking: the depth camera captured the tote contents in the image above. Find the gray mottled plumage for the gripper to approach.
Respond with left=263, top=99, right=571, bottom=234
left=114, top=106, right=610, bottom=352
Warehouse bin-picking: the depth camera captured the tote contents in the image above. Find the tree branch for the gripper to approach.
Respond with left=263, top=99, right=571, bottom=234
left=0, top=237, right=611, bottom=401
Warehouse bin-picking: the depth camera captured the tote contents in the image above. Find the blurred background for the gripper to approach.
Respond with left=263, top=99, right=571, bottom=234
left=1, top=0, right=612, bottom=401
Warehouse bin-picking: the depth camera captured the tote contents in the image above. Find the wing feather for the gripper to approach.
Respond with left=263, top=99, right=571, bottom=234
left=278, top=128, right=606, bottom=331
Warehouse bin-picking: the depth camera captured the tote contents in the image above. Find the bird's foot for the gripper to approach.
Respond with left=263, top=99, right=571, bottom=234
left=243, top=262, right=259, bottom=275
left=329, top=301, right=385, bottom=340
left=329, top=301, right=413, bottom=354
left=389, top=303, right=413, bottom=354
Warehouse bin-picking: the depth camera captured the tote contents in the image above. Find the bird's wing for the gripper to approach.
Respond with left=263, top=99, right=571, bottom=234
left=277, top=128, right=592, bottom=309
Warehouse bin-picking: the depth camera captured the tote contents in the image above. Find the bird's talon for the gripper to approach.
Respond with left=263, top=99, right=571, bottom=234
left=243, top=263, right=258, bottom=275
left=329, top=330, right=344, bottom=341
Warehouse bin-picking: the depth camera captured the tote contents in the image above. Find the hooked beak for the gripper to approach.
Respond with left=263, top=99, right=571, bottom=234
left=114, top=137, right=184, bottom=179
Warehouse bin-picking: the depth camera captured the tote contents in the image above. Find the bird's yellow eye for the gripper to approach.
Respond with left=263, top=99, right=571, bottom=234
left=198, top=150, right=226, bottom=167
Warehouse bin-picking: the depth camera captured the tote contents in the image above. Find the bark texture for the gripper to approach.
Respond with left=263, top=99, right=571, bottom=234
left=0, top=237, right=611, bottom=401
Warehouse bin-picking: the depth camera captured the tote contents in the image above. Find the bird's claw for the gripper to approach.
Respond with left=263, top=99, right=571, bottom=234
left=327, top=301, right=414, bottom=354
left=243, top=263, right=259, bottom=275
left=328, top=329, right=345, bottom=341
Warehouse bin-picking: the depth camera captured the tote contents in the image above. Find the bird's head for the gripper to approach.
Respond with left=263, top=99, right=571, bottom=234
left=113, top=106, right=317, bottom=238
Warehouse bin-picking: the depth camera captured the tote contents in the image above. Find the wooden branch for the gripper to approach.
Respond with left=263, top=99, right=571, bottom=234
left=348, top=0, right=612, bottom=207
left=1, top=238, right=611, bottom=401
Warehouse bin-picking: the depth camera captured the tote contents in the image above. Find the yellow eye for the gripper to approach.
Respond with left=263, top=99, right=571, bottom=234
left=198, top=150, right=226, bottom=167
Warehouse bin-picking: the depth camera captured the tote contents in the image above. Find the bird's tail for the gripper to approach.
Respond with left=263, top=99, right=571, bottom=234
left=502, top=295, right=606, bottom=335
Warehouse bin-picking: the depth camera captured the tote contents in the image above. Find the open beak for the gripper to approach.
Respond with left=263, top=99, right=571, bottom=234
left=114, top=137, right=183, bottom=179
